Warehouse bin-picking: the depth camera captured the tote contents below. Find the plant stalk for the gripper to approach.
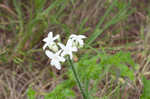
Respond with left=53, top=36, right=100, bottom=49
left=68, top=57, right=87, bottom=99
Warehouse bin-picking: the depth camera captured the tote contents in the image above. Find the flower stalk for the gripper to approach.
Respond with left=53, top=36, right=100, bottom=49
left=68, top=57, right=87, bottom=99
left=43, top=32, right=87, bottom=98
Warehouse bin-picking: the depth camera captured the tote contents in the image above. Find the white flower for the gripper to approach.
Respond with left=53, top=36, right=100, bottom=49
left=58, top=39, right=77, bottom=59
left=43, top=32, right=86, bottom=70
left=43, top=32, right=59, bottom=50
left=45, top=50, right=65, bottom=70
left=69, top=34, right=86, bottom=48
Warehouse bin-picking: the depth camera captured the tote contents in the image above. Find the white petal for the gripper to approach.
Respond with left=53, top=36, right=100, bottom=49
left=55, top=62, right=61, bottom=70
left=43, top=37, right=48, bottom=42
left=61, top=51, right=67, bottom=57
left=58, top=56, right=65, bottom=62
left=71, top=47, right=78, bottom=52
left=67, top=39, right=73, bottom=46
left=56, top=50, right=62, bottom=55
left=69, top=34, right=76, bottom=38
left=48, top=32, right=53, bottom=38
left=50, top=60, right=55, bottom=66
left=51, top=59, right=57, bottom=65
left=79, top=40, right=84, bottom=46
left=58, top=43, right=65, bottom=49
left=78, top=35, right=86, bottom=39
left=52, top=60, right=61, bottom=70
left=53, top=34, right=60, bottom=40
left=43, top=43, right=48, bottom=50
left=69, top=52, right=73, bottom=59
left=45, top=50, right=54, bottom=59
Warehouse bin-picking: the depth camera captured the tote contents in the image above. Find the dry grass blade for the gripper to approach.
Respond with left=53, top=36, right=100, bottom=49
left=0, top=4, right=17, bottom=17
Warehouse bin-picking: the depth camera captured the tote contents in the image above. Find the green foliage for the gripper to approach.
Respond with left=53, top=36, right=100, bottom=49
left=66, top=50, right=136, bottom=98
left=87, top=0, right=134, bottom=45
left=27, top=80, right=76, bottom=99
left=141, top=77, right=150, bottom=99
left=13, top=0, right=70, bottom=51
left=100, top=51, right=135, bottom=81
left=0, top=50, right=9, bottom=63
left=75, top=55, right=102, bottom=80
left=27, top=87, right=36, bottom=99
left=44, top=80, right=76, bottom=99
left=75, top=51, right=135, bottom=82
left=26, top=50, right=136, bottom=99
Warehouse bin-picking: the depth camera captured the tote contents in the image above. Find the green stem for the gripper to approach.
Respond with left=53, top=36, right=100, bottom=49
left=68, top=57, right=87, bottom=99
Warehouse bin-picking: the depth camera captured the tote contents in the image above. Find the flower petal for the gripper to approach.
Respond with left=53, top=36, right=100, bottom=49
left=71, top=47, right=78, bottom=52
left=43, top=37, right=48, bottom=42
left=68, top=52, right=73, bottom=59
left=55, top=62, right=61, bottom=70
left=53, top=34, right=60, bottom=40
left=45, top=50, right=54, bottom=59
left=67, top=39, right=73, bottom=46
left=43, top=43, right=48, bottom=50
left=48, top=32, right=53, bottom=38
left=51, top=60, right=61, bottom=70
left=78, top=35, right=86, bottom=39
left=58, top=56, right=65, bottom=62
left=69, top=34, right=76, bottom=38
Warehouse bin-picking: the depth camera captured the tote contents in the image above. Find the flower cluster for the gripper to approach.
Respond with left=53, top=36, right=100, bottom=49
left=43, top=32, right=86, bottom=70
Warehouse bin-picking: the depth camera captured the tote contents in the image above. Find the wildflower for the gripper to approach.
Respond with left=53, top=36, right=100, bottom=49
left=45, top=50, right=65, bottom=70
left=43, top=32, right=86, bottom=70
left=58, top=39, right=77, bottom=59
left=69, top=34, right=86, bottom=48
left=43, top=32, right=59, bottom=50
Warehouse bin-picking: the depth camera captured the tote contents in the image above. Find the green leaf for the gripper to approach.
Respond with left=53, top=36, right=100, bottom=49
left=141, top=77, right=150, bottom=99
left=27, top=87, right=36, bottom=99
